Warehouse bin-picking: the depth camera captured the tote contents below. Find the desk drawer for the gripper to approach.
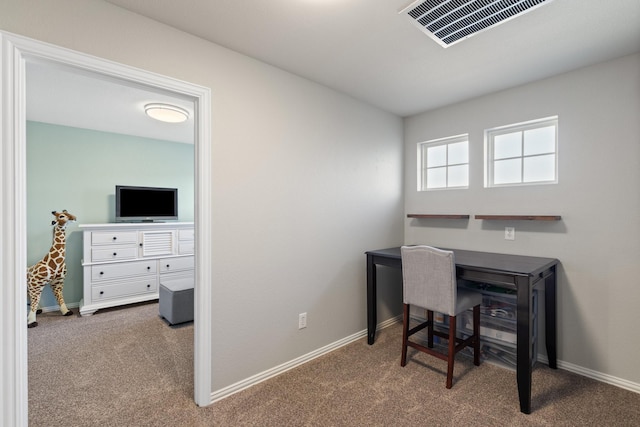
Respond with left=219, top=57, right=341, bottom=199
left=462, top=312, right=517, bottom=344
left=459, top=289, right=538, bottom=346
left=480, top=293, right=516, bottom=320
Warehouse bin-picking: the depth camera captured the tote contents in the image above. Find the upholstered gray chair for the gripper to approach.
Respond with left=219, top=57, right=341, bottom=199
left=400, top=245, right=482, bottom=388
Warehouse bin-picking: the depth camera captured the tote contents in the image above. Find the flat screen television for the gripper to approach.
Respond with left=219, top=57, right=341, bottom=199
left=115, top=185, right=178, bottom=222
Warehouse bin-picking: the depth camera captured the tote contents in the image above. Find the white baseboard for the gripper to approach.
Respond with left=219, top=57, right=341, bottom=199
left=30, top=302, right=80, bottom=313
left=536, top=355, right=640, bottom=394
left=209, top=315, right=639, bottom=405
left=209, top=316, right=401, bottom=404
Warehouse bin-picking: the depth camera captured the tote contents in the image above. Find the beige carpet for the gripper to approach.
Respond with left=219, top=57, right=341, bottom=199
left=28, top=302, right=640, bottom=426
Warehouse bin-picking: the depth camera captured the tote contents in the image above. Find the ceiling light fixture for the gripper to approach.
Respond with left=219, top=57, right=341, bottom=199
left=144, top=103, right=189, bottom=123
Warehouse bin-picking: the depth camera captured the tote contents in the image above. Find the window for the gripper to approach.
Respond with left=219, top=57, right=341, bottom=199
left=418, top=134, right=468, bottom=190
left=485, top=117, right=558, bottom=187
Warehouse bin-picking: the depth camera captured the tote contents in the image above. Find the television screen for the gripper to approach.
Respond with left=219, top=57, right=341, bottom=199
left=115, top=185, right=178, bottom=222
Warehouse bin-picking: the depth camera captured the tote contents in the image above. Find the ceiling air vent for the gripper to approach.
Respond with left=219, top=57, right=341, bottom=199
left=399, top=0, right=553, bottom=48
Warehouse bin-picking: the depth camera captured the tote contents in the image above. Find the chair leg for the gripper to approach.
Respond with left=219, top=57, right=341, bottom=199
left=400, top=303, right=410, bottom=367
left=473, top=304, right=480, bottom=366
left=446, top=315, right=457, bottom=389
left=427, top=310, right=434, bottom=348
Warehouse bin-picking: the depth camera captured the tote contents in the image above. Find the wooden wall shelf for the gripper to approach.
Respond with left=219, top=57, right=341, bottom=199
left=474, top=215, right=561, bottom=221
left=407, top=214, right=470, bottom=219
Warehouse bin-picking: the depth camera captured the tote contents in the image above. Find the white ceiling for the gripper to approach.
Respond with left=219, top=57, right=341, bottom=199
left=103, top=0, right=640, bottom=117
left=27, top=0, right=640, bottom=141
left=26, top=62, right=195, bottom=144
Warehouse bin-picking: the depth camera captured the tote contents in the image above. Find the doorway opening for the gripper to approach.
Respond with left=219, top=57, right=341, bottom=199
left=1, top=31, right=213, bottom=422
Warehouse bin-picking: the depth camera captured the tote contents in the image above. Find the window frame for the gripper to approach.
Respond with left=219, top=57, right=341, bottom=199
left=417, top=134, right=469, bottom=191
left=484, top=116, right=558, bottom=188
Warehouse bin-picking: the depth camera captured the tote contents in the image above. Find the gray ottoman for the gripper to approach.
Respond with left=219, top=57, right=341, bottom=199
left=159, top=277, right=194, bottom=325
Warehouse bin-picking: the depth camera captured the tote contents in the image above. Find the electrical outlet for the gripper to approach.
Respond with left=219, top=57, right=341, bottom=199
left=298, top=312, right=307, bottom=329
left=505, top=227, right=515, bottom=240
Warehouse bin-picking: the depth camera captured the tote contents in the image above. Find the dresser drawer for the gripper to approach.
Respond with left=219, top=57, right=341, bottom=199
left=91, top=246, right=138, bottom=262
left=178, top=241, right=194, bottom=255
left=178, top=228, right=195, bottom=241
left=92, top=278, right=157, bottom=301
left=160, top=270, right=194, bottom=284
left=159, top=256, right=194, bottom=273
left=91, top=231, right=138, bottom=246
left=91, top=260, right=157, bottom=281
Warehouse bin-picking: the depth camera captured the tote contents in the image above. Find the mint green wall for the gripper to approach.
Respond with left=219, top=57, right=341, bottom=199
left=27, top=121, right=194, bottom=309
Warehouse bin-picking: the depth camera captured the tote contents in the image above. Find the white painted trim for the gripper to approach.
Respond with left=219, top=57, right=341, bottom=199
left=1, top=32, right=29, bottom=427
left=0, top=30, right=213, bottom=424
left=31, top=302, right=80, bottom=314
left=210, top=316, right=401, bottom=404
left=209, top=315, right=639, bottom=406
left=193, top=65, right=213, bottom=407
left=536, top=355, right=640, bottom=394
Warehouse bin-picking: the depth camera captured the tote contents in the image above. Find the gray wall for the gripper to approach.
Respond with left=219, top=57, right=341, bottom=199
left=26, top=121, right=195, bottom=308
left=7, top=0, right=637, bottom=399
left=3, top=0, right=404, bottom=394
left=404, top=53, right=640, bottom=385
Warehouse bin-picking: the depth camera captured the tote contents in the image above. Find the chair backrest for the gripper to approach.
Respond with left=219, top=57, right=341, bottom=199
left=401, top=245, right=457, bottom=315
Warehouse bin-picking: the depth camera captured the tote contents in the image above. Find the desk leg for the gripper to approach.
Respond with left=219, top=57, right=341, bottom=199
left=366, top=255, right=377, bottom=345
left=516, top=276, right=533, bottom=414
left=545, top=266, right=558, bottom=369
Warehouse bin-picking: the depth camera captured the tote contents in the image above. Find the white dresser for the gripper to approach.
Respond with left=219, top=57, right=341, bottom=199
left=79, top=222, right=194, bottom=316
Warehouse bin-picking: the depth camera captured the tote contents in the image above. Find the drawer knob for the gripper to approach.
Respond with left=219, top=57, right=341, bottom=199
left=113, top=252, right=117, bottom=256
left=147, top=284, right=151, bottom=288
left=100, top=291, right=104, bottom=295
left=112, top=236, right=117, bottom=241
left=166, top=264, right=170, bottom=268
left=99, top=271, right=104, bottom=276
left=147, top=266, right=151, bottom=270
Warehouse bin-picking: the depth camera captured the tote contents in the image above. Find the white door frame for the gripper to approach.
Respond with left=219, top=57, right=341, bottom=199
left=0, top=31, right=213, bottom=425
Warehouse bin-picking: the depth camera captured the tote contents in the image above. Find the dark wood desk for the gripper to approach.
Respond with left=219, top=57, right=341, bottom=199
left=366, top=247, right=558, bottom=414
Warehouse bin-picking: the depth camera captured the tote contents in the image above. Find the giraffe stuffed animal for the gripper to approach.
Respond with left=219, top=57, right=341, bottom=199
left=27, top=210, right=77, bottom=328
